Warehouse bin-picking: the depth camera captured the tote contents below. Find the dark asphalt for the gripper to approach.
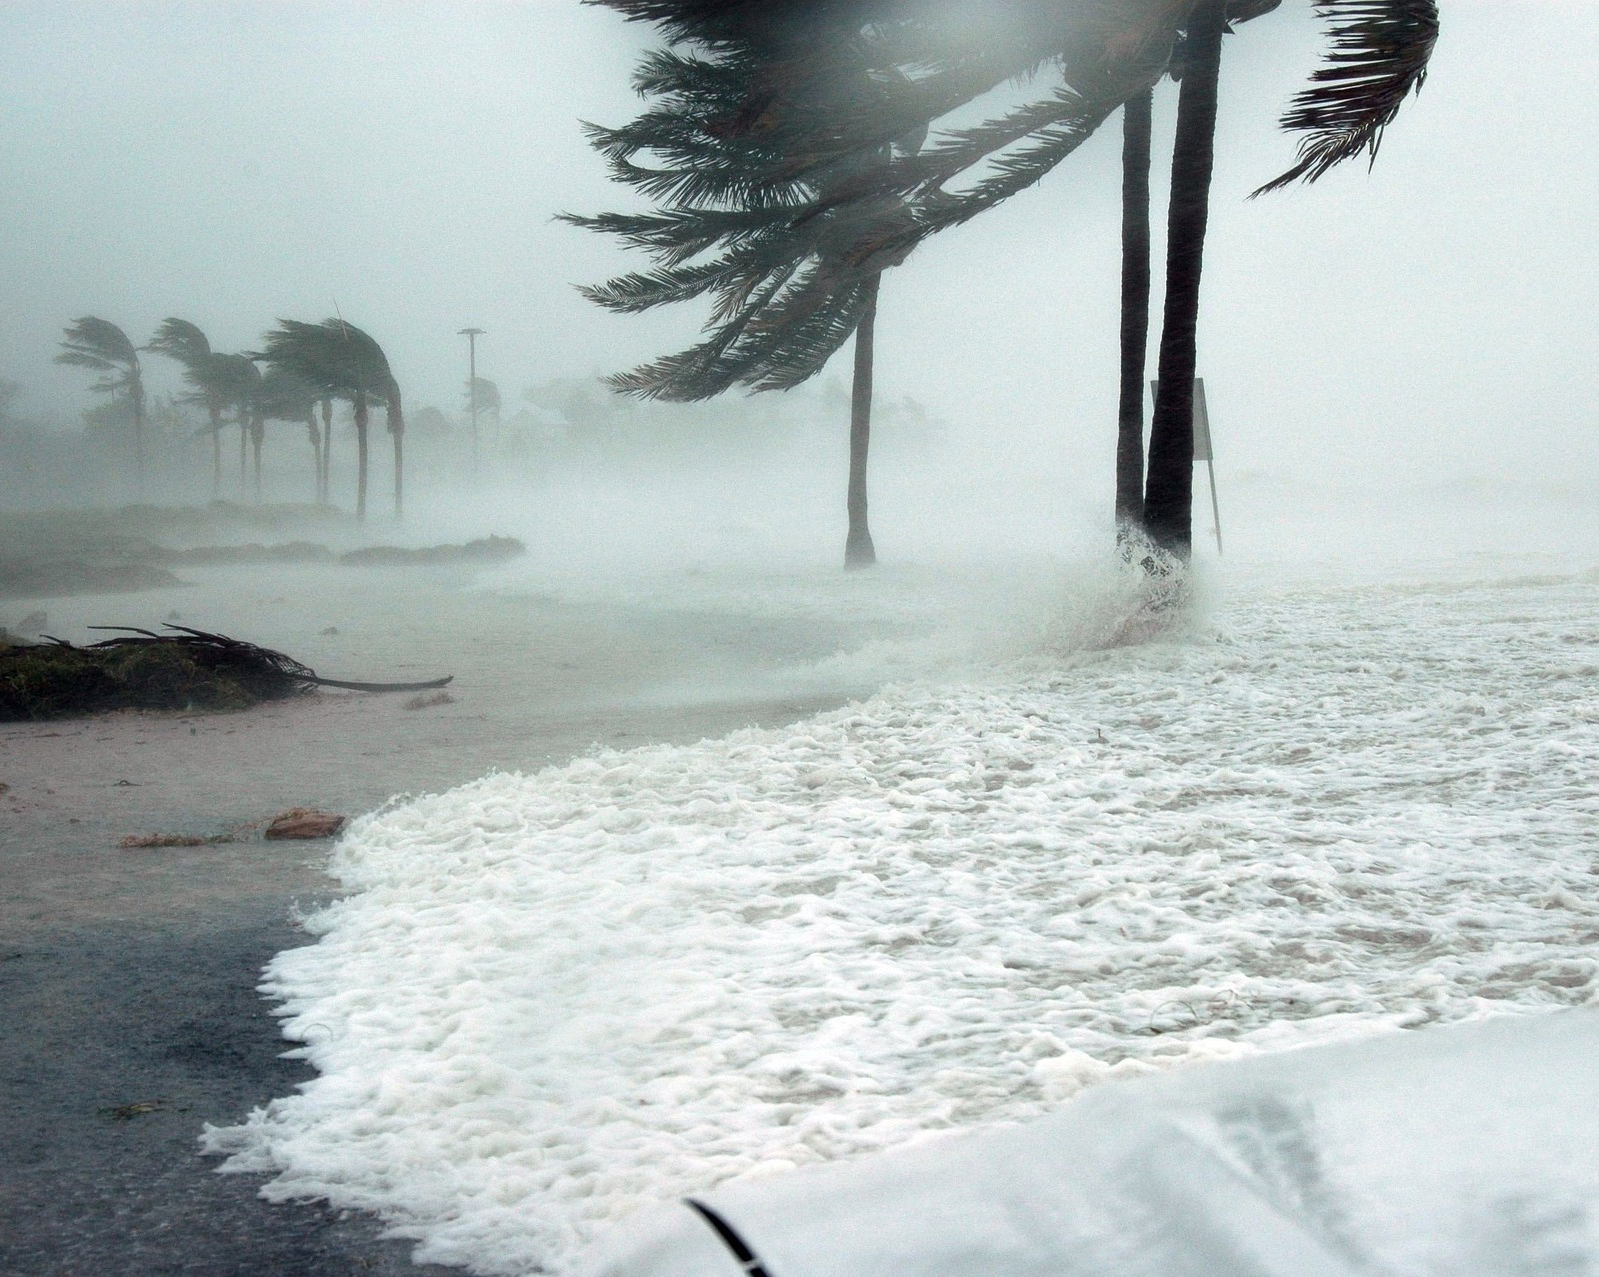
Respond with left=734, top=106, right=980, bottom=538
left=0, top=899, right=459, bottom=1277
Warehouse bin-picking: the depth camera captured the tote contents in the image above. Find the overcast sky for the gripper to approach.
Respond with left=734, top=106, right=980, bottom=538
left=3, top=1, right=1596, bottom=496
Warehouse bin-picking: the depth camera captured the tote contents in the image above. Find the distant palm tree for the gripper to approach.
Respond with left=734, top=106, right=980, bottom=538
left=258, top=318, right=404, bottom=520
left=203, top=352, right=265, bottom=500
left=317, top=395, right=334, bottom=505
left=466, top=376, right=503, bottom=464
left=146, top=318, right=229, bottom=497
left=259, top=366, right=324, bottom=503
left=56, top=317, right=146, bottom=493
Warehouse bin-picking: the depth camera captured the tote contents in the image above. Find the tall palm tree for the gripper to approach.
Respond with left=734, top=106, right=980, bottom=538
left=1141, top=4, right=1227, bottom=562
left=56, top=317, right=146, bottom=493
left=844, top=274, right=881, bottom=568
left=1114, top=87, right=1153, bottom=547
left=586, top=0, right=1437, bottom=567
left=258, top=318, right=403, bottom=521
left=146, top=318, right=230, bottom=497
left=569, top=25, right=923, bottom=569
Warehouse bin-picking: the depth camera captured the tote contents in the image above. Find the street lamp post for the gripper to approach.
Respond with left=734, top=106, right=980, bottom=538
left=458, top=327, right=485, bottom=478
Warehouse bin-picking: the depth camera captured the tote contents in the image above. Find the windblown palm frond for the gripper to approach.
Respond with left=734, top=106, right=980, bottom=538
left=466, top=377, right=502, bottom=416
left=55, top=317, right=140, bottom=393
left=258, top=318, right=393, bottom=402
left=1253, top=0, right=1438, bottom=196
left=144, top=317, right=212, bottom=365
left=258, top=366, right=321, bottom=422
left=209, top=352, right=263, bottom=411
left=145, top=319, right=229, bottom=409
left=578, top=0, right=1372, bottom=401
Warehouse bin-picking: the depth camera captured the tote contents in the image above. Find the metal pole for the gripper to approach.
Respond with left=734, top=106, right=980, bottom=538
left=1206, top=456, right=1223, bottom=556
left=1193, top=377, right=1222, bottom=556
left=458, top=327, right=484, bottom=478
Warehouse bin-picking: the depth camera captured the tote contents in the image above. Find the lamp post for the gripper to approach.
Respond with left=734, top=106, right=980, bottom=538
left=458, top=327, right=484, bottom=477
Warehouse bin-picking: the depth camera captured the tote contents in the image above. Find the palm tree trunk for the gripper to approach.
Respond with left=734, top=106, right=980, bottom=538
left=130, top=375, right=146, bottom=499
left=1144, top=0, right=1226, bottom=562
left=250, top=414, right=264, bottom=503
left=845, top=277, right=880, bottom=570
left=238, top=415, right=248, bottom=494
left=306, top=411, right=322, bottom=503
left=1115, top=88, right=1153, bottom=546
left=319, top=398, right=333, bottom=505
left=209, top=403, right=223, bottom=499
left=354, top=391, right=369, bottom=523
left=387, top=381, right=405, bottom=520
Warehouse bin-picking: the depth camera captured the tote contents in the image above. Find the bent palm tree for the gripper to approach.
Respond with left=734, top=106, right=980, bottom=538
left=258, top=319, right=403, bottom=521
left=570, top=23, right=925, bottom=569
left=146, top=318, right=229, bottom=497
left=586, top=0, right=1437, bottom=565
left=259, top=366, right=325, bottom=503
left=56, top=317, right=147, bottom=493
left=203, top=353, right=265, bottom=501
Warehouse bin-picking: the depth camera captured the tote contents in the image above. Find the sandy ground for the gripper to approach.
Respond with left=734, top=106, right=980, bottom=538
left=0, top=560, right=888, bottom=1276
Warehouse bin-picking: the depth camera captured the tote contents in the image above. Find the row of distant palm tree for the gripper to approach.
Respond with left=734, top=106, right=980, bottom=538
left=56, top=315, right=403, bottom=520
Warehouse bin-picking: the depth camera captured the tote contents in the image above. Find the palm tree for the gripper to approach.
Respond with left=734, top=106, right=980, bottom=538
left=259, top=365, right=325, bottom=503
left=586, top=0, right=1437, bottom=566
left=146, top=318, right=229, bottom=497
left=569, top=26, right=924, bottom=569
left=317, top=395, right=334, bottom=505
left=466, top=376, right=503, bottom=460
left=56, top=317, right=146, bottom=493
left=844, top=274, right=881, bottom=568
left=1141, top=5, right=1228, bottom=562
left=1115, top=87, right=1153, bottom=548
left=199, top=352, right=265, bottom=501
left=258, top=318, right=403, bottom=521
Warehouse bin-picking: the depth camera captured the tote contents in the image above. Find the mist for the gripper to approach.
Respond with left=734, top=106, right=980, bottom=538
left=1, top=1, right=1594, bottom=587
left=9, top=7, right=1599, bottom=1273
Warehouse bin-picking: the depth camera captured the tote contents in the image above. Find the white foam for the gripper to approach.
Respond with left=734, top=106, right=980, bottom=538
left=204, top=566, right=1599, bottom=1275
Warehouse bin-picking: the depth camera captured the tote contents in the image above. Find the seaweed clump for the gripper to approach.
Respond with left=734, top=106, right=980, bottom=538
left=0, top=624, right=453, bottom=721
left=0, top=627, right=305, bottom=719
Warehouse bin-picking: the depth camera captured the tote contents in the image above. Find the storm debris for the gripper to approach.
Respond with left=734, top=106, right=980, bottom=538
left=0, top=624, right=451, bottom=720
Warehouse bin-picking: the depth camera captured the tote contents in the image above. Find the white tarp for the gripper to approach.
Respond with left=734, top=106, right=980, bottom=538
left=583, top=1009, right=1599, bottom=1277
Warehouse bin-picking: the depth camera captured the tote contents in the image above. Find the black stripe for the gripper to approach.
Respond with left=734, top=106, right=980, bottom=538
left=684, top=1198, right=774, bottom=1277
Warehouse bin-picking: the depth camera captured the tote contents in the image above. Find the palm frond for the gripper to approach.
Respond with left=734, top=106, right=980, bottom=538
left=1253, top=0, right=1438, bottom=196
left=56, top=316, right=141, bottom=397
left=144, top=318, right=213, bottom=365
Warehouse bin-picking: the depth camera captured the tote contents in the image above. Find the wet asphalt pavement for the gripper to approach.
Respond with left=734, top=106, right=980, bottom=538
left=0, top=897, right=461, bottom=1277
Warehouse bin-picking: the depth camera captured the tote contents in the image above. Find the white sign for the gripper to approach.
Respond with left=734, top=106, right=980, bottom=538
left=1149, top=376, right=1212, bottom=461
left=1148, top=376, right=1222, bottom=554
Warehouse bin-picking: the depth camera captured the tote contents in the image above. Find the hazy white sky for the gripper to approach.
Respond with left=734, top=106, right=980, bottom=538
left=2, top=1, right=1596, bottom=494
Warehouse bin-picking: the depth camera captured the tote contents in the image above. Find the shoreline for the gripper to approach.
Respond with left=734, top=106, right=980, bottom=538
left=0, top=561, right=882, bottom=1275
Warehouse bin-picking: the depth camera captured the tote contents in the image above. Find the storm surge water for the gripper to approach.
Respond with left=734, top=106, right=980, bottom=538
left=203, top=554, right=1599, bottom=1276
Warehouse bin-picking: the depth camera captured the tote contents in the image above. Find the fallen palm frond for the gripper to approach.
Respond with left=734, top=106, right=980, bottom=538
left=0, top=624, right=452, bottom=721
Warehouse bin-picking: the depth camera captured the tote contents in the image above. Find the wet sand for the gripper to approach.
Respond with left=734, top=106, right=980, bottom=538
left=0, top=561, right=885, bottom=1276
